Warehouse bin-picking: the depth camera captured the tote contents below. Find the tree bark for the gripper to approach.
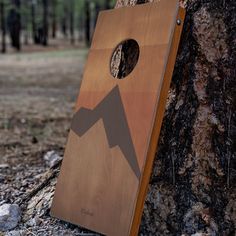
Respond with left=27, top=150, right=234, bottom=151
left=8, top=0, right=21, bottom=51
left=31, top=0, right=37, bottom=44
left=42, top=0, right=48, bottom=46
left=104, top=0, right=111, bottom=9
left=61, top=1, right=68, bottom=38
left=78, top=14, right=84, bottom=42
left=94, top=3, right=100, bottom=26
left=69, top=0, right=75, bottom=45
left=22, top=0, right=29, bottom=45
left=84, top=0, right=91, bottom=46
left=51, top=0, right=57, bottom=39
left=0, top=0, right=6, bottom=53
left=22, top=0, right=236, bottom=235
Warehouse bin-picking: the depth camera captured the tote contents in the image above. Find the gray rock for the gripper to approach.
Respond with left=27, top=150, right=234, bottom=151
left=43, top=151, right=62, bottom=168
left=0, top=174, right=5, bottom=183
left=5, top=230, right=25, bottom=236
left=0, top=204, right=21, bottom=232
left=0, top=164, right=9, bottom=169
left=25, top=216, right=41, bottom=227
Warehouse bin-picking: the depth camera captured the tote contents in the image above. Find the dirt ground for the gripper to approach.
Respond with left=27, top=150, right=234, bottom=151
left=0, top=49, right=101, bottom=235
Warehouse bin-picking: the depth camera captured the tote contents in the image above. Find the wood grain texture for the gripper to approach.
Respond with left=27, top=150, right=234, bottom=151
left=129, top=7, right=186, bottom=236
left=51, top=1, right=185, bottom=235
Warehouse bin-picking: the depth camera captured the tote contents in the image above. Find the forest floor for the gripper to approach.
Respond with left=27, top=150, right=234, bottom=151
left=1, top=37, right=84, bottom=54
left=0, top=49, right=101, bottom=235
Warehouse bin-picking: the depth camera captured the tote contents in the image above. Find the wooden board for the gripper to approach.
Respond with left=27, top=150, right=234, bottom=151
left=51, top=1, right=185, bottom=236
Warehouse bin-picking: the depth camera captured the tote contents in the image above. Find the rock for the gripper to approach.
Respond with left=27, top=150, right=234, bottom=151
left=25, top=216, right=41, bottom=227
left=43, top=151, right=62, bottom=168
left=0, top=164, right=9, bottom=169
left=0, top=204, right=21, bottom=232
left=5, top=230, right=25, bottom=236
left=0, top=175, right=5, bottom=183
left=0, top=201, right=6, bottom=206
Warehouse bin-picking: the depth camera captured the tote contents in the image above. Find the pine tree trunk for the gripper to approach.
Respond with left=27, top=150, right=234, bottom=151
left=61, top=2, right=68, bottom=38
left=31, top=0, right=37, bottom=44
left=104, top=0, right=111, bottom=9
left=51, top=0, right=57, bottom=39
left=85, top=0, right=91, bottom=46
left=9, top=0, right=21, bottom=51
left=69, top=0, right=75, bottom=45
left=22, top=0, right=236, bottom=235
left=42, top=0, right=48, bottom=46
left=22, top=0, right=29, bottom=45
left=0, top=0, right=6, bottom=53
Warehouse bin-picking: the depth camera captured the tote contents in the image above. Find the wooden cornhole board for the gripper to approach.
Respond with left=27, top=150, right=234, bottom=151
left=51, top=1, right=185, bottom=235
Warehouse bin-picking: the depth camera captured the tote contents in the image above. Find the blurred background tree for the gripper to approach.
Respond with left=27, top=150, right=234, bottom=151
left=0, top=0, right=116, bottom=53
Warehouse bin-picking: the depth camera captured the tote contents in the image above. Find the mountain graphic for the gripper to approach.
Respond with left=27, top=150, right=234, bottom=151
left=71, top=85, right=141, bottom=179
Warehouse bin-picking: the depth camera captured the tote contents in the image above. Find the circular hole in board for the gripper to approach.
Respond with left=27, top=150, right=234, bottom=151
left=110, top=39, right=140, bottom=79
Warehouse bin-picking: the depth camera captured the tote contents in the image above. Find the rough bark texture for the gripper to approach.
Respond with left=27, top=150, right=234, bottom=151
left=22, top=0, right=236, bottom=235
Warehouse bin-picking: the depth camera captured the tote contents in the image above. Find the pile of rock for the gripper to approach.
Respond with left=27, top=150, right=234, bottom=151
left=0, top=204, right=21, bottom=232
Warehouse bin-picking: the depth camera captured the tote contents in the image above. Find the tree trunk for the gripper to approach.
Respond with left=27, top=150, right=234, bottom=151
left=8, top=0, right=21, bottom=51
left=69, top=0, right=74, bottom=45
left=22, top=0, right=236, bottom=235
left=42, top=0, right=48, bottom=46
left=84, top=0, right=91, bottom=46
left=51, top=0, right=57, bottom=39
left=94, top=2, right=100, bottom=26
left=78, top=15, right=84, bottom=43
left=104, top=0, right=111, bottom=9
left=61, top=2, right=68, bottom=38
left=0, top=0, right=6, bottom=53
left=22, top=0, right=29, bottom=45
left=31, top=0, right=37, bottom=44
